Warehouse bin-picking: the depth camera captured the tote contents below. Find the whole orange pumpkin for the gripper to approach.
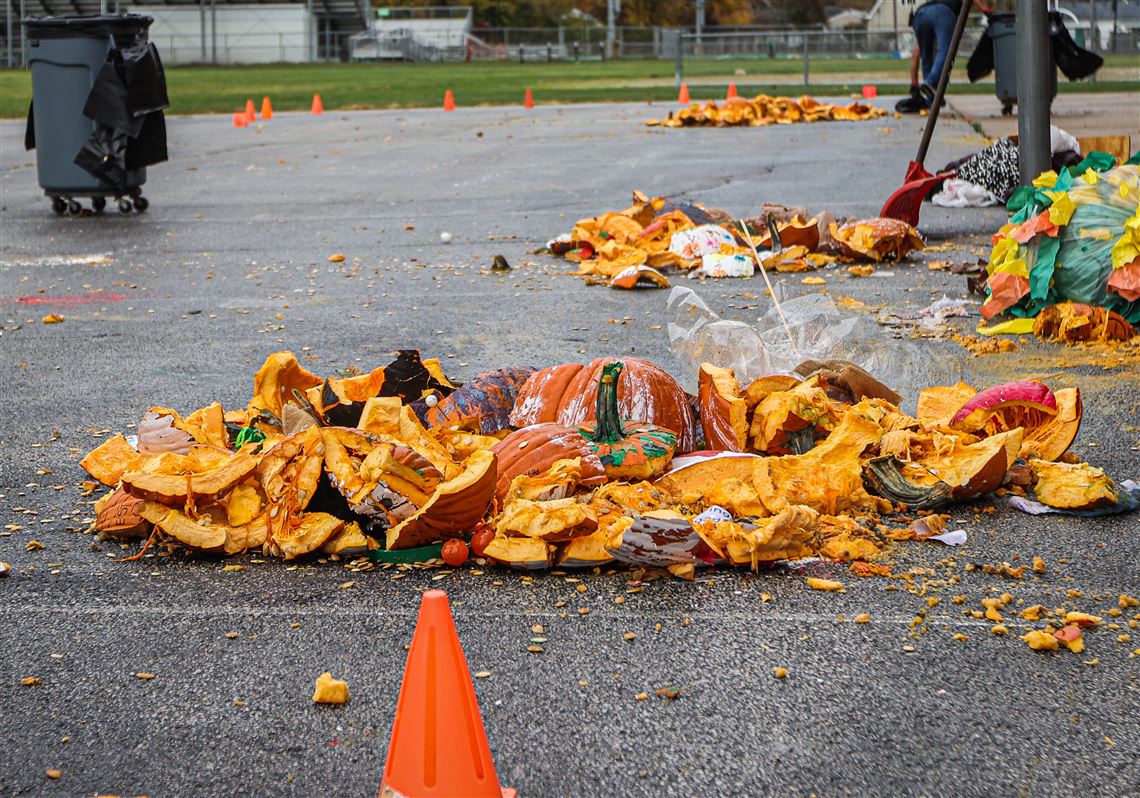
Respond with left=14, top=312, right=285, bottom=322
left=509, top=357, right=697, bottom=452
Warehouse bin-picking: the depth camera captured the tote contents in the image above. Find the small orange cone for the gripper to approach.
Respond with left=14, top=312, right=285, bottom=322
left=523, top=87, right=534, bottom=108
left=232, top=112, right=247, bottom=128
left=379, top=590, right=515, bottom=798
left=862, top=85, right=878, bottom=99
left=260, top=96, right=273, bottom=120
left=726, top=82, right=738, bottom=100
left=443, top=89, right=456, bottom=111
left=244, top=99, right=256, bottom=124
left=311, top=93, right=324, bottom=115
left=678, top=83, right=690, bottom=105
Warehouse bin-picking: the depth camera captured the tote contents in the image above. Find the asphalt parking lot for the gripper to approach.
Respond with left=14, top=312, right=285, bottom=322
left=1, top=99, right=1137, bottom=798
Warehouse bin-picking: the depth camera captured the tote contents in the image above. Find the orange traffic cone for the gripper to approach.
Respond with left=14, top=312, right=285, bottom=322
left=726, top=82, right=738, bottom=100
left=244, top=99, right=256, bottom=124
left=260, top=96, right=273, bottom=120
left=232, top=112, right=247, bottom=128
left=523, top=87, right=534, bottom=108
left=380, top=590, right=515, bottom=798
left=678, top=83, right=690, bottom=105
left=311, top=93, right=324, bottom=115
left=443, top=89, right=456, bottom=112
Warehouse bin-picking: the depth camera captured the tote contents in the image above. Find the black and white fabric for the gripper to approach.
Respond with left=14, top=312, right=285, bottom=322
left=955, top=138, right=1021, bottom=202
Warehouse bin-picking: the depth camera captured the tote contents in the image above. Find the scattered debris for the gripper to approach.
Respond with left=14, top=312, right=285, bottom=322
left=646, top=94, right=886, bottom=128
left=312, top=672, right=350, bottom=704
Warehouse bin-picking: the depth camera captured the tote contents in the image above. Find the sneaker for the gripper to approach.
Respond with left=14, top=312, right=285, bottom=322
left=895, top=87, right=925, bottom=113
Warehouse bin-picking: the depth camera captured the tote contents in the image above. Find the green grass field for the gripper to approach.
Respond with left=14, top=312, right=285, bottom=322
left=2, top=54, right=1137, bottom=117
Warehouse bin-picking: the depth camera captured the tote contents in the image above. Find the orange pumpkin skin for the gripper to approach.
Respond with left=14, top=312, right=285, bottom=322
left=491, top=423, right=608, bottom=501
left=509, top=358, right=698, bottom=453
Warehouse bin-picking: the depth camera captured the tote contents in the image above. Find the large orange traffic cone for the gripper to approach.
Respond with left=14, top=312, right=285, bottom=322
left=523, top=87, right=534, bottom=108
left=311, top=93, right=324, bottom=115
left=379, top=590, right=515, bottom=798
left=232, top=112, right=248, bottom=128
left=726, top=82, right=738, bottom=100
left=260, top=96, right=273, bottom=120
left=443, top=89, right=456, bottom=111
left=244, top=98, right=256, bottom=124
left=678, top=83, right=690, bottom=105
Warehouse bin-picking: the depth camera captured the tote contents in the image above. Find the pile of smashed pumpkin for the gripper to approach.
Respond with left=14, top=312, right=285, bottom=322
left=82, top=347, right=1124, bottom=578
left=546, top=191, right=924, bottom=283
left=645, top=94, right=887, bottom=128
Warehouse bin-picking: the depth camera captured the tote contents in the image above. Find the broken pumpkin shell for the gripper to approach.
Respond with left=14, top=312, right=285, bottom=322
left=495, top=496, right=599, bottom=542
left=697, top=363, right=749, bottom=452
left=950, top=381, right=1057, bottom=431
left=578, top=362, right=677, bottom=481
left=1030, top=460, right=1119, bottom=511
left=122, top=451, right=260, bottom=505
left=81, top=434, right=146, bottom=487
left=93, top=487, right=150, bottom=538
left=609, top=265, right=671, bottom=290
left=481, top=534, right=554, bottom=569
left=491, top=423, right=607, bottom=502
left=422, top=365, right=537, bottom=435
left=384, top=448, right=497, bottom=550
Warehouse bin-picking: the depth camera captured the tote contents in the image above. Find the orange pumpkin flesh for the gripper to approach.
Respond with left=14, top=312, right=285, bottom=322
left=1031, top=460, right=1119, bottom=510
left=698, top=363, right=748, bottom=451
left=385, top=448, right=497, bottom=550
left=492, top=423, right=607, bottom=502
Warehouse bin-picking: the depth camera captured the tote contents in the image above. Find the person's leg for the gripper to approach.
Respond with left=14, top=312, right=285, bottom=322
left=923, top=3, right=958, bottom=89
left=913, top=7, right=937, bottom=84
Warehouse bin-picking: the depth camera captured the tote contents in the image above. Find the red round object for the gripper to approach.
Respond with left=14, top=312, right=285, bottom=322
left=441, top=538, right=469, bottom=567
left=469, top=527, right=495, bottom=558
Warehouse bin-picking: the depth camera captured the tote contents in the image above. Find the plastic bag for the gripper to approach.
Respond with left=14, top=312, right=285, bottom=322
left=666, top=286, right=960, bottom=409
left=931, top=178, right=1001, bottom=208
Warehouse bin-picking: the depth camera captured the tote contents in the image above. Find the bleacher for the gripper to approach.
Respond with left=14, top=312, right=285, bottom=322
left=350, top=4, right=472, bottom=62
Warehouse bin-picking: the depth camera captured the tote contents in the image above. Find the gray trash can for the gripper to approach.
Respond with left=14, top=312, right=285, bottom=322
left=22, top=14, right=162, bottom=215
left=988, top=13, right=1058, bottom=116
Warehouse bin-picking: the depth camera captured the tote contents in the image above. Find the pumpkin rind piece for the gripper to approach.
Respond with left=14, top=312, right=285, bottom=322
left=274, top=511, right=345, bottom=560
left=81, top=434, right=145, bottom=487
left=248, top=352, right=322, bottom=418
left=698, top=363, right=748, bottom=452
left=495, top=497, right=599, bottom=542
left=492, top=423, right=608, bottom=501
left=482, top=534, right=553, bottom=569
left=423, top=365, right=537, bottom=435
left=950, top=381, right=1057, bottom=431
left=1031, top=460, right=1119, bottom=510
left=179, top=402, right=229, bottom=449
left=916, top=382, right=978, bottom=428
left=137, top=502, right=228, bottom=552
left=122, top=452, right=260, bottom=504
left=385, top=449, right=497, bottom=550
left=93, top=487, right=149, bottom=537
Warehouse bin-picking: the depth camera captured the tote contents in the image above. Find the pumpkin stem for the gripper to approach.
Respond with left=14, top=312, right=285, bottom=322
left=593, top=361, right=626, bottom=444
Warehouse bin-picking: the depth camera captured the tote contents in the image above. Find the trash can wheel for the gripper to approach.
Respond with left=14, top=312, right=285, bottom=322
left=118, top=197, right=133, bottom=214
left=92, top=196, right=106, bottom=213
left=66, top=198, right=82, bottom=216
left=133, top=195, right=148, bottom=213
left=1001, top=101, right=1014, bottom=116
left=51, top=196, right=67, bottom=215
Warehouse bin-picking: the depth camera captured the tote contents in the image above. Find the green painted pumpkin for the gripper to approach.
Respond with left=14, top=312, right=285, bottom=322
left=578, top=362, right=677, bottom=480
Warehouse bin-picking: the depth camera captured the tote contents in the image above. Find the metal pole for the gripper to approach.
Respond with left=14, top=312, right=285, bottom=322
left=100, top=0, right=108, bottom=14
left=19, top=0, right=25, bottom=66
left=892, top=0, right=899, bottom=53
left=802, top=34, right=809, bottom=87
left=695, top=0, right=704, bottom=55
left=1016, top=0, right=1051, bottom=185
left=674, top=30, right=683, bottom=91
left=306, top=0, right=314, bottom=62
left=211, top=0, right=216, bottom=64
left=199, top=0, right=206, bottom=62
left=5, top=0, right=13, bottom=69
left=1090, top=0, right=1098, bottom=53
left=606, top=0, right=615, bottom=60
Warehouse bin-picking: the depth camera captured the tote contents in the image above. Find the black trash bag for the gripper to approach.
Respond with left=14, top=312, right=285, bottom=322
left=24, top=101, right=35, bottom=151
left=967, top=32, right=994, bottom=82
left=125, top=111, right=167, bottom=170
left=74, top=126, right=131, bottom=188
left=122, top=42, right=168, bottom=115
left=1050, top=13, right=1102, bottom=81
left=84, top=58, right=147, bottom=137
